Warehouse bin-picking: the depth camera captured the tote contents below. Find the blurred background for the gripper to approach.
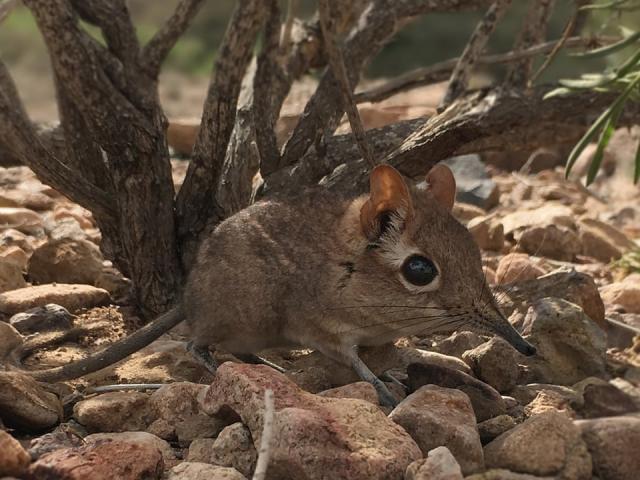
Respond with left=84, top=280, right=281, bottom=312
left=0, top=1, right=621, bottom=123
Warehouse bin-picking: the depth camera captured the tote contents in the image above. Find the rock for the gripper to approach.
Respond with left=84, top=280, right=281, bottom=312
left=147, top=382, right=226, bottom=445
left=0, top=321, right=22, bottom=358
left=452, top=203, right=487, bottom=224
left=28, top=238, right=104, bottom=285
left=431, top=331, right=484, bottom=358
left=405, top=446, right=463, bottom=480
left=0, top=259, right=26, bottom=293
left=318, top=381, right=379, bottom=404
left=477, top=415, right=517, bottom=444
left=85, top=432, right=177, bottom=467
left=407, top=363, right=506, bottom=422
left=462, top=338, right=519, bottom=393
left=0, top=284, right=110, bottom=315
left=399, top=347, right=472, bottom=374
left=509, top=383, right=580, bottom=407
left=517, top=224, right=582, bottom=261
left=523, top=389, right=577, bottom=418
left=484, top=411, right=591, bottom=479
left=49, top=217, right=88, bottom=241
left=390, top=385, right=484, bottom=475
left=0, top=228, right=32, bottom=252
left=501, top=204, right=574, bottom=235
left=576, top=416, right=640, bottom=480
left=0, top=245, right=28, bottom=270
left=27, top=439, right=164, bottom=480
left=600, top=278, right=640, bottom=314
left=0, top=207, right=43, bottom=234
left=0, top=189, right=54, bottom=210
left=468, top=217, right=504, bottom=251
left=520, top=298, right=607, bottom=385
left=188, top=423, right=257, bottom=478
left=201, top=362, right=421, bottom=480
left=95, top=267, right=131, bottom=299
left=9, top=303, right=74, bottom=334
left=0, top=430, right=30, bottom=477
left=444, top=155, right=499, bottom=210
left=73, top=391, right=151, bottom=432
left=465, top=469, right=554, bottom=479
left=495, top=254, right=545, bottom=285
left=167, top=462, right=246, bottom=480
left=53, top=205, right=94, bottom=229
left=498, top=269, right=606, bottom=329
left=578, top=218, right=635, bottom=262
left=28, top=424, right=85, bottom=460
left=0, top=372, right=62, bottom=431
left=572, top=377, right=638, bottom=418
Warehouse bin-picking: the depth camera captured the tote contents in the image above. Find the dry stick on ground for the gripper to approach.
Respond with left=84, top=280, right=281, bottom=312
left=439, top=0, right=513, bottom=109
left=504, top=0, right=556, bottom=88
left=252, top=389, right=275, bottom=480
left=353, top=36, right=619, bottom=104
left=318, top=0, right=375, bottom=168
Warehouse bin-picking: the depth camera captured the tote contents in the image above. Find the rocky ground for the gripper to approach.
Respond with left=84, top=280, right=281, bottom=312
left=1, top=86, right=640, bottom=479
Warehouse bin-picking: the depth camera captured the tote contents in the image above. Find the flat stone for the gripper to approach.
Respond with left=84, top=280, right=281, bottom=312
left=28, top=238, right=104, bottom=285
left=9, top=303, right=74, bottom=334
left=0, top=284, right=110, bottom=315
left=27, top=439, right=164, bottom=480
left=73, top=391, right=151, bottom=432
left=166, top=462, right=246, bottom=480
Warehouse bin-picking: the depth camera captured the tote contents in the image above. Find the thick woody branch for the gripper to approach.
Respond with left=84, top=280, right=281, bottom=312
left=504, top=0, right=556, bottom=88
left=354, top=36, right=618, bottom=104
left=142, top=0, right=206, bottom=77
left=279, top=0, right=494, bottom=170
left=0, top=62, right=114, bottom=219
left=175, top=0, right=267, bottom=261
left=263, top=86, right=640, bottom=198
left=318, top=0, right=375, bottom=167
left=440, top=0, right=512, bottom=109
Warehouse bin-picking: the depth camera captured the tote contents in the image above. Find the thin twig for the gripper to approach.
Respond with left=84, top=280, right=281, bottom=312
left=318, top=0, right=375, bottom=167
left=354, top=36, right=620, bottom=104
left=440, top=0, right=513, bottom=109
left=529, top=1, right=582, bottom=84
left=252, top=389, right=275, bottom=480
left=504, top=0, right=556, bottom=88
left=142, top=0, right=206, bottom=77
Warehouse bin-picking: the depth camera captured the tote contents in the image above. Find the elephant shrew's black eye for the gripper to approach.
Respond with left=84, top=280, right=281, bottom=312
left=401, top=255, right=438, bottom=286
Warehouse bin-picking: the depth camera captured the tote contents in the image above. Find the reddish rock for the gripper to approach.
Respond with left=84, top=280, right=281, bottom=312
left=318, top=382, right=379, bottom=405
left=0, top=430, right=30, bottom=477
left=0, top=372, right=62, bottom=431
left=390, top=385, right=484, bottom=475
left=73, top=391, right=151, bottom=433
left=27, top=439, right=163, bottom=480
left=495, top=253, right=545, bottom=285
left=201, top=362, right=420, bottom=480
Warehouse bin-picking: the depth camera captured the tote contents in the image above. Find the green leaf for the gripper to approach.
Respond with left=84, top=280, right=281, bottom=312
left=634, top=139, right=640, bottom=184
left=580, top=0, right=632, bottom=10
left=559, top=73, right=616, bottom=89
left=586, top=104, right=622, bottom=185
left=565, top=73, right=640, bottom=178
left=572, top=31, right=640, bottom=58
left=615, top=48, right=640, bottom=78
left=543, top=87, right=572, bottom=99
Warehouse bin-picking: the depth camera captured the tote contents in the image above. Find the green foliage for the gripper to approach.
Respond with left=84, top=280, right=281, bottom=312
left=611, top=246, right=640, bottom=275
left=544, top=0, right=640, bottom=185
